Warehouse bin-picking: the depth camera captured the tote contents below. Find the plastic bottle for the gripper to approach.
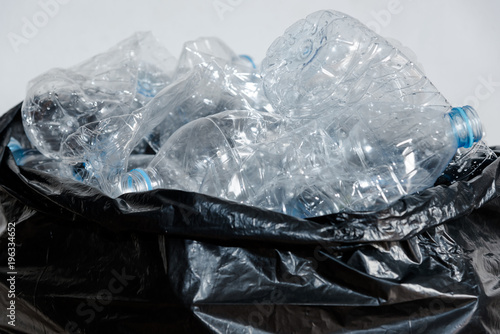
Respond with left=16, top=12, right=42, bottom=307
left=114, top=10, right=485, bottom=217
left=21, top=31, right=176, bottom=159
left=116, top=110, right=284, bottom=199
left=7, top=138, right=77, bottom=176
left=8, top=138, right=158, bottom=187
left=259, top=104, right=483, bottom=216
left=114, top=103, right=481, bottom=217
left=252, top=9, right=488, bottom=214
left=145, top=37, right=272, bottom=152
left=57, top=60, right=252, bottom=195
left=261, top=10, right=451, bottom=121
left=58, top=38, right=270, bottom=195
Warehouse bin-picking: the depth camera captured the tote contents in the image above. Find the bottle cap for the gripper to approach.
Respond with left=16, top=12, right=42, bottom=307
left=449, top=106, right=483, bottom=148
left=238, top=54, right=256, bottom=69
left=7, top=138, right=22, bottom=152
left=127, top=168, right=153, bottom=191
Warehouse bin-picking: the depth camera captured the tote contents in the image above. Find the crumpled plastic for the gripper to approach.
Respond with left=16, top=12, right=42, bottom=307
left=1, top=102, right=499, bottom=333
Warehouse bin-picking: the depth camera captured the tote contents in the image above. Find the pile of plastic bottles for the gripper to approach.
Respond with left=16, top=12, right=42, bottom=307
left=13, top=10, right=493, bottom=218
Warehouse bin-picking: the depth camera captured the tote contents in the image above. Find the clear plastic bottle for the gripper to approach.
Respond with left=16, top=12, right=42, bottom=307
left=114, top=10, right=485, bottom=217
left=253, top=104, right=483, bottom=216
left=7, top=138, right=76, bottom=176
left=57, top=61, right=250, bottom=195
left=9, top=137, right=156, bottom=184
left=145, top=37, right=272, bottom=152
left=58, top=38, right=271, bottom=195
left=116, top=110, right=284, bottom=199
left=115, top=104, right=482, bottom=217
left=21, top=31, right=176, bottom=159
left=261, top=10, right=450, bottom=121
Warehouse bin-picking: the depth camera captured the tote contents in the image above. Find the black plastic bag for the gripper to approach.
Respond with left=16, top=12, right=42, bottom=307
left=1, top=102, right=499, bottom=333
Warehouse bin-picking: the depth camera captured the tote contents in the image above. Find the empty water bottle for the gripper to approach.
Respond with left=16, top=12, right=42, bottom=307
left=115, top=10, right=484, bottom=217
left=21, top=31, right=176, bottom=159
left=58, top=59, right=255, bottom=195
left=254, top=9, right=487, bottom=214
left=7, top=138, right=77, bottom=177
left=261, top=10, right=450, bottom=120
left=59, top=37, right=270, bottom=195
left=117, top=110, right=284, bottom=199
left=266, top=104, right=483, bottom=215
left=116, top=103, right=482, bottom=216
left=146, top=37, right=271, bottom=152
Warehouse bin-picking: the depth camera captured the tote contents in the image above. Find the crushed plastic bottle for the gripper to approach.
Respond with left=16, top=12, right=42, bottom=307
left=115, top=10, right=485, bottom=217
left=59, top=60, right=261, bottom=195
left=146, top=37, right=272, bottom=152
left=58, top=37, right=270, bottom=195
left=116, top=103, right=482, bottom=217
left=261, top=10, right=450, bottom=120
left=7, top=138, right=78, bottom=177
left=9, top=136, right=156, bottom=178
left=21, top=31, right=176, bottom=159
left=117, top=110, right=283, bottom=199
left=18, top=10, right=489, bottom=218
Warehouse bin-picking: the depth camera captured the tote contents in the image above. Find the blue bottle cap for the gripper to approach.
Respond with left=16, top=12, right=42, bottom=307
left=7, top=138, right=22, bottom=152
left=127, top=168, right=153, bottom=191
left=239, top=54, right=257, bottom=69
left=449, top=106, right=483, bottom=148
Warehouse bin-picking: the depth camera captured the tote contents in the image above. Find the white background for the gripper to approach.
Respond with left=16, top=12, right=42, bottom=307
left=1, top=0, right=499, bottom=144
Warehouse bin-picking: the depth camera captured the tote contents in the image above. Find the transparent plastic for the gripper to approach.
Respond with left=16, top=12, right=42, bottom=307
left=114, top=10, right=485, bottom=217
left=8, top=138, right=75, bottom=176
left=9, top=136, right=155, bottom=183
left=21, top=31, right=176, bottom=159
left=436, top=140, right=497, bottom=186
left=175, top=36, right=256, bottom=75
left=146, top=37, right=272, bottom=152
left=59, top=37, right=271, bottom=194
left=117, top=110, right=284, bottom=199
left=117, top=103, right=482, bottom=217
left=261, top=10, right=450, bottom=120
left=18, top=10, right=489, bottom=217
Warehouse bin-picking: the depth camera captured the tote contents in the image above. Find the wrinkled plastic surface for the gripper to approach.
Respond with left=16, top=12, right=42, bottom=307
left=144, top=36, right=271, bottom=153
left=18, top=11, right=489, bottom=218
left=21, top=31, right=176, bottom=159
left=1, top=103, right=500, bottom=333
left=116, top=10, right=486, bottom=217
left=256, top=10, right=487, bottom=215
left=261, top=10, right=448, bottom=119
left=41, top=34, right=270, bottom=194
left=120, top=105, right=486, bottom=217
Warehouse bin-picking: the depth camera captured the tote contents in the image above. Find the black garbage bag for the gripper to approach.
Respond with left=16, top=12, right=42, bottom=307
left=1, top=102, right=499, bottom=333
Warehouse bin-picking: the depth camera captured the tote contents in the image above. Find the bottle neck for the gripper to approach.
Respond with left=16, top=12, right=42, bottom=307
left=120, top=168, right=163, bottom=195
left=448, top=106, right=483, bottom=148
